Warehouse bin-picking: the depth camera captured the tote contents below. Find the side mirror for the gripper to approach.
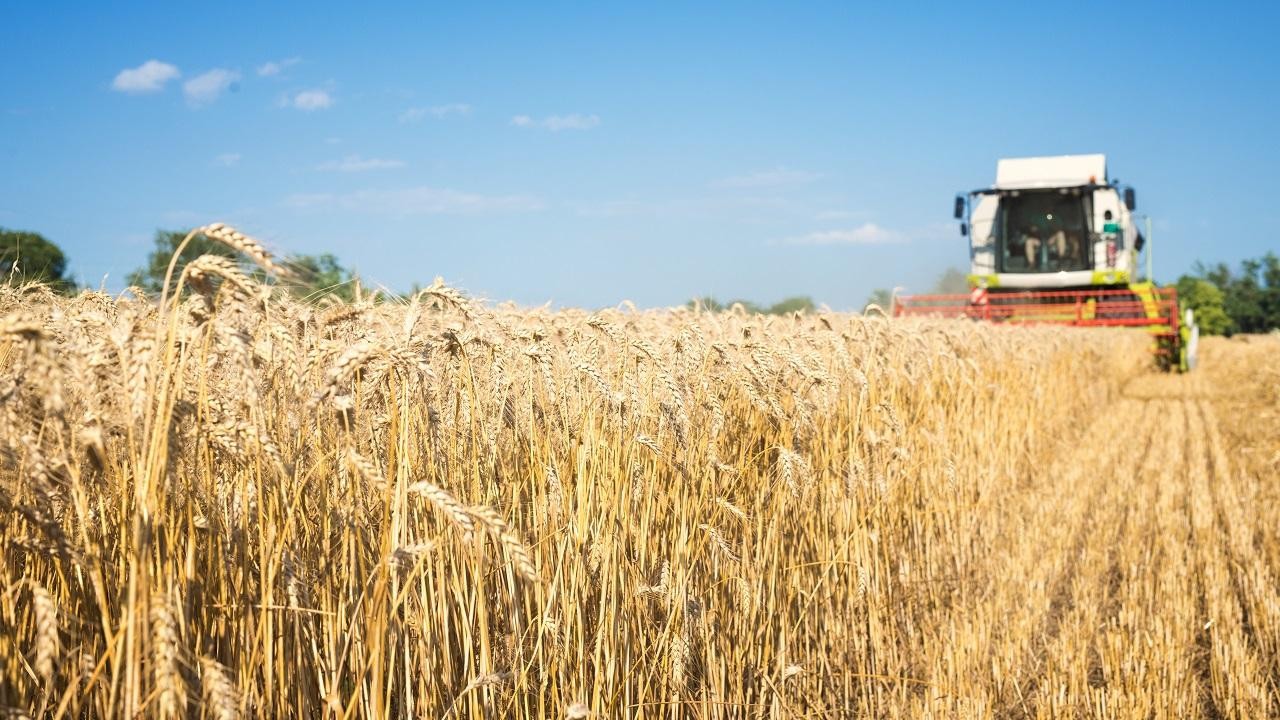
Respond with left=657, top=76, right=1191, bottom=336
left=1124, top=187, right=1136, bottom=211
left=960, top=222, right=968, bottom=236
left=953, top=196, right=965, bottom=219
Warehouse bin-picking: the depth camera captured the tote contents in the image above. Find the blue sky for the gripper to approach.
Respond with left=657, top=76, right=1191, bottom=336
left=2, top=2, right=1277, bottom=308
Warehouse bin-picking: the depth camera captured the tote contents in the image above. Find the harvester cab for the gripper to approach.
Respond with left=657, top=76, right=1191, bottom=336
left=964, top=155, right=1138, bottom=289
left=895, top=154, right=1198, bottom=371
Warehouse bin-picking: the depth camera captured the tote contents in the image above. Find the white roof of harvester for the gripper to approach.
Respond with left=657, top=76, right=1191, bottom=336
left=995, top=154, right=1107, bottom=189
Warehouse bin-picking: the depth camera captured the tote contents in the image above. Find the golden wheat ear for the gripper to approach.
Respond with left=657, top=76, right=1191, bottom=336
left=198, top=223, right=292, bottom=279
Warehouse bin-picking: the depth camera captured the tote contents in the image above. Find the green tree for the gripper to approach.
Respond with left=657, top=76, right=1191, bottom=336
left=931, top=266, right=969, bottom=294
left=128, top=230, right=361, bottom=303
left=864, top=288, right=892, bottom=312
left=1262, top=252, right=1280, bottom=330
left=0, top=228, right=75, bottom=293
left=1184, top=253, right=1280, bottom=335
left=688, top=295, right=813, bottom=315
left=688, top=296, right=729, bottom=312
left=285, top=253, right=358, bottom=302
left=765, top=296, right=815, bottom=314
left=1175, top=275, right=1233, bottom=335
left=127, top=229, right=238, bottom=293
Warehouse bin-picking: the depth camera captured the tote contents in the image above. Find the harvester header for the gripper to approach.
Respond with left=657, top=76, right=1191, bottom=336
left=894, top=154, right=1198, bottom=370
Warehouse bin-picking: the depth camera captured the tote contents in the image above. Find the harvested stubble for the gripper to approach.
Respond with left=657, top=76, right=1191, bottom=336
left=0, top=235, right=1276, bottom=718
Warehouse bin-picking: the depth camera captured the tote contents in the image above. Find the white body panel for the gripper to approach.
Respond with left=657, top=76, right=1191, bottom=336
left=978, top=269, right=1128, bottom=289
left=995, top=154, right=1107, bottom=189
left=969, top=194, right=1000, bottom=276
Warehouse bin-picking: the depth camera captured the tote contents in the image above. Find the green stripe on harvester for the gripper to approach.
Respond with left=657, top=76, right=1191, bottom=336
left=1090, top=270, right=1129, bottom=286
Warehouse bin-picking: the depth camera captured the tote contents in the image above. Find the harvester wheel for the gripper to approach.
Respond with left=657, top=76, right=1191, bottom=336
left=1154, top=334, right=1180, bottom=373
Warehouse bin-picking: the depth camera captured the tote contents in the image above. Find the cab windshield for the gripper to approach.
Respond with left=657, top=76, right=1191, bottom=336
left=996, top=190, right=1091, bottom=273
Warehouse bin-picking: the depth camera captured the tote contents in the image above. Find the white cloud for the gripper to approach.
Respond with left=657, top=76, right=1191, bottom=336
left=112, top=60, right=180, bottom=94
left=433, top=102, right=472, bottom=117
left=213, top=152, right=241, bottom=167
left=814, top=209, right=864, bottom=221
left=543, top=113, right=600, bottom=131
left=574, top=194, right=798, bottom=220
left=575, top=199, right=652, bottom=218
left=183, top=69, right=240, bottom=106
left=284, top=186, right=544, bottom=215
left=400, top=103, right=472, bottom=122
left=779, top=223, right=905, bottom=246
left=257, top=57, right=300, bottom=77
left=315, top=154, right=405, bottom=172
left=718, top=167, right=823, bottom=188
left=511, top=113, right=600, bottom=131
left=289, top=89, right=333, bottom=111
left=913, top=221, right=964, bottom=243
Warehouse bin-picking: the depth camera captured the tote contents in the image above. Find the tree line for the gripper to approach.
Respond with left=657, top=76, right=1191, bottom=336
left=5, top=226, right=1277, bottom=333
left=686, top=295, right=816, bottom=315
left=1176, top=254, right=1280, bottom=336
left=1, top=227, right=360, bottom=301
left=7, top=225, right=823, bottom=313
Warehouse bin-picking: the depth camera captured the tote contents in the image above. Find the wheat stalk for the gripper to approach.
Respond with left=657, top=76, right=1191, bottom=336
left=466, top=504, right=538, bottom=582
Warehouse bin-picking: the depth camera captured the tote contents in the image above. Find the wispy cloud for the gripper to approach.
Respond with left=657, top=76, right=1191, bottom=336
left=112, top=60, right=180, bottom=94
left=213, top=152, right=241, bottom=167
left=511, top=113, right=600, bottom=131
left=399, top=103, right=472, bottom=123
left=287, top=89, right=333, bottom=111
left=545, top=113, right=600, bottom=131
left=183, top=69, right=240, bottom=106
left=779, top=223, right=905, bottom=245
left=912, top=221, right=964, bottom=243
left=575, top=194, right=800, bottom=220
left=315, top=154, right=405, bottom=172
left=284, top=186, right=544, bottom=215
left=257, top=57, right=300, bottom=77
left=814, top=209, right=865, bottom=221
left=575, top=199, right=654, bottom=218
left=718, top=167, right=823, bottom=188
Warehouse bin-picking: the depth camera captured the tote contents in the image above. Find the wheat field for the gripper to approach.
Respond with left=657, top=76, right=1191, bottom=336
left=1, top=228, right=1278, bottom=718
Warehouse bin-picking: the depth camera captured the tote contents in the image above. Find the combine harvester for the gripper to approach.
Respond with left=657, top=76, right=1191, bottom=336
left=894, top=154, right=1197, bottom=370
